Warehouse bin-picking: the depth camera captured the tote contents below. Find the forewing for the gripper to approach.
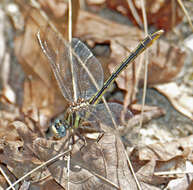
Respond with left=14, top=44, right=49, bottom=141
left=71, top=38, right=104, bottom=101
left=38, top=27, right=103, bottom=102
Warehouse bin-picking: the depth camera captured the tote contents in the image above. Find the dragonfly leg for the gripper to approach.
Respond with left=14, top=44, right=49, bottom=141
left=65, top=132, right=74, bottom=146
left=97, top=132, right=104, bottom=143
left=75, top=131, right=87, bottom=150
left=71, top=134, right=75, bottom=145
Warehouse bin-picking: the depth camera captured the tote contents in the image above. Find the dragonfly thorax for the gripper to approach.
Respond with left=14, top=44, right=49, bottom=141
left=68, top=98, right=89, bottom=113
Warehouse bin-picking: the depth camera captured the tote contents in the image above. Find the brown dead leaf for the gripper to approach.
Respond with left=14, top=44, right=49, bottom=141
left=33, top=133, right=138, bottom=189
left=154, top=82, right=193, bottom=120
left=0, top=164, right=18, bottom=189
left=165, top=161, right=193, bottom=190
left=129, top=147, right=186, bottom=186
left=13, top=0, right=69, bottom=90
left=137, top=135, right=193, bottom=161
left=0, top=138, right=44, bottom=183
left=128, top=135, right=193, bottom=185
left=136, top=159, right=173, bottom=186
left=22, top=78, right=63, bottom=128
left=14, top=10, right=54, bottom=87
left=0, top=121, right=51, bottom=187
left=36, top=176, right=64, bottom=190
left=126, top=135, right=193, bottom=186
left=38, top=0, right=80, bottom=39
left=106, top=0, right=184, bottom=31
left=119, top=105, right=165, bottom=145
left=0, top=98, right=20, bottom=141
left=155, top=156, right=185, bottom=176
left=0, top=118, right=19, bottom=141
left=38, top=0, right=68, bottom=19
left=167, top=177, right=193, bottom=190
left=11, top=121, right=38, bottom=146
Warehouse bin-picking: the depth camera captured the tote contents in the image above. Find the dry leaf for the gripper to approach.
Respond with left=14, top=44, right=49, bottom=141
left=0, top=139, right=43, bottom=182
left=165, top=161, right=193, bottom=190
left=119, top=104, right=165, bottom=145
left=0, top=164, right=17, bottom=189
left=106, top=0, right=184, bottom=31
left=33, top=133, right=138, bottom=189
left=36, top=176, right=64, bottom=190
left=137, top=135, right=193, bottom=161
left=0, top=121, right=51, bottom=183
left=154, top=82, right=193, bottom=120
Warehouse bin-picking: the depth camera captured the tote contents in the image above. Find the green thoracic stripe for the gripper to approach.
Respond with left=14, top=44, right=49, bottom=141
left=89, top=30, right=164, bottom=105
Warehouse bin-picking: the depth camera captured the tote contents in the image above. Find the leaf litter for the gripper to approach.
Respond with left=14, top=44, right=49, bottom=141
left=0, top=0, right=193, bottom=189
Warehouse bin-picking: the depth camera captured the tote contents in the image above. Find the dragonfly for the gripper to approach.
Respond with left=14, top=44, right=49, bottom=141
left=37, top=28, right=163, bottom=143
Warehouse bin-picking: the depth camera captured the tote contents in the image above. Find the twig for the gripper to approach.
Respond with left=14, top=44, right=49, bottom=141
left=124, top=148, right=142, bottom=190
left=6, top=148, right=72, bottom=190
left=126, top=0, right=143, bottom=28
left=154, top=170, right=193, bottom=176
left=177, top=0, right=193, bottom=32
left=0, top=166, right=15, bottom=190
left=138, top=0, right=149, bottom=132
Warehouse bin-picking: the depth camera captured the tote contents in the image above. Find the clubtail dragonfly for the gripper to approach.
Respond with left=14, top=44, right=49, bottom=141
left=37, top=28, right=163, bottom=143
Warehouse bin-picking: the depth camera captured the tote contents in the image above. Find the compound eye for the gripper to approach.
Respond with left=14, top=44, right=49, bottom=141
left=54, top=119, right=61, bottom=126
left=56, top=123, right=66, bottom=137
left=51, top=119, right=67, bottom=138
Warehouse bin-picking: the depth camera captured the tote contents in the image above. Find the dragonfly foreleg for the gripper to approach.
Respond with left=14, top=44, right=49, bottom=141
left=74, top=131, right=87, bottom=151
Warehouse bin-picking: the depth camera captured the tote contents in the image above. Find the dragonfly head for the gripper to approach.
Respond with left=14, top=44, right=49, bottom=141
left=50, top=118, right=69, bottom=138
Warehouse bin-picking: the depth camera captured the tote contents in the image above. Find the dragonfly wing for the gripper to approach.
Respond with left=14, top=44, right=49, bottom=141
left=38, top=27, right=73, bottom=102
left=38, top=27, right=103, bottom=102
left=78, top=103, right=133, bottom=130
left=71, top=38, right=104, bottom=101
